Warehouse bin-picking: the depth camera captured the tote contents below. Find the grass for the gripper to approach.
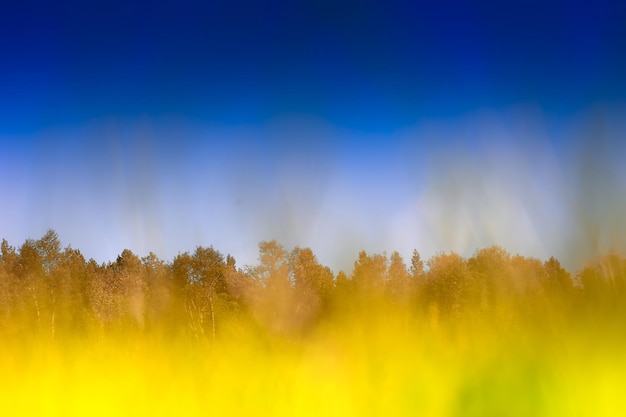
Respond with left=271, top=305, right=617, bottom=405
left=1, top=305, right=624, bottom=416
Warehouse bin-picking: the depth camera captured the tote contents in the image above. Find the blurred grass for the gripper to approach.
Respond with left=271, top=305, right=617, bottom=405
left=1, top=306, right=624, bottom=417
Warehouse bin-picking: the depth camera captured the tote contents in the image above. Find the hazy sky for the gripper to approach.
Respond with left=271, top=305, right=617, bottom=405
left=2, top=0, right=626, bottom=272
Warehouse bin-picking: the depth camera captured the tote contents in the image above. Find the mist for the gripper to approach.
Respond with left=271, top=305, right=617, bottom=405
left=2, top=106, right=625, bottom=272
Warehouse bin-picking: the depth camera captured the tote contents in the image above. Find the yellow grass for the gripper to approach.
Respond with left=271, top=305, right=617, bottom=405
left=1, top=307, right=624, bottom=417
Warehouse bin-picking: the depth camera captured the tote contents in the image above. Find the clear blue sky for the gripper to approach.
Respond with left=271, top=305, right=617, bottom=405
left=1, top=0, right=625, bottom=271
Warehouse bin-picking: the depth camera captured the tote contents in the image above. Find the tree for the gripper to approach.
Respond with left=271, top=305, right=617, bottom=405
left=249, top=241, right=298, bottom=334
left=141, top=252, right=174, bottom=331
left=580, top=253, right=626, bottom=307
left=42, top=247, right=99, bottom=336
left=467, top=246, right=513, bottom=310
left=289, top=247, right=334, bottom=322
left=34, top=229, right=62, bottom=275
left=0, top=239, right=18, bottom=330
left=115, top=249, right=146, bottom=328
left=352, top=251, right=387, bottom=295
left=426, top=252, right=473, bottom=315
left=253, top=241, right=290, bottom=289
left=223, top=254, right=255, bottom=316
left=173, top=246, right=229, bottom=340
left=543, top=257, right=574, bottom=295
left=387, top=251, right=412, bottom=303
left=16, top=238, right=46, bottom=332
left=90, top=249, right=146, bottom=330
left=509, top=254, right=550, bottom=319
left=410, top=250, right=425, bottom=283
left=333, top=270, right=353, bottom=308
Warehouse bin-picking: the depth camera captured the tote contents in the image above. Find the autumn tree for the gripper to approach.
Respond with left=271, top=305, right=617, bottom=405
left=253, top=241, right=290, bottom=289
left=15, top=237, right=47, bottom=333
left=332, top=270, right=353, bottom=309
left=249, top=241, right=299, bottom=334
left=508, top=254, right=552, bottom=320
left=467, top=246, right=514, bottom=311
left=4, top=230, right=624, bottom=339
left=425, top=252, right=473, bottom=315
left=289, top=247, right=334, bottom=324
left=50, top=247, right=94, bottom=336
left=0, top=239, right=18, bottom=331
left=0, top=230, right=67, bottom=337
left=579, top=253, right=626, bottom=310
left=352, top=251, right=387, bottom=296
left=34, top=229, right=62, bottom=275
left=543, top=256, right=574, bottom=295
left=386, top=251, right=412, bottom=304
left=141, top=252, right=175, bottom=332
left=223, top=254, right=256, bottom=316
left=90, top=249, right=146, bottom=330
left=115, top=249, right=146, bottom=327
left=410, top=250, right=425, bottom=283
left=173, top=246, right=231, bottom=340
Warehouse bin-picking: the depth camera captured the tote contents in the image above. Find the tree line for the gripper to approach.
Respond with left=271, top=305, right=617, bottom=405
left=0, top=230, right=624, bottom=340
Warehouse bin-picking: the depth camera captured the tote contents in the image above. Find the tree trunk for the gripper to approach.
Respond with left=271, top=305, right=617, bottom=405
left=208, top=289, right=216, bottom=341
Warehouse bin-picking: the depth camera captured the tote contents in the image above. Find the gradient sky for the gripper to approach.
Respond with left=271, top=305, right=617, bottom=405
left=2, top=0, right=626, bottom=272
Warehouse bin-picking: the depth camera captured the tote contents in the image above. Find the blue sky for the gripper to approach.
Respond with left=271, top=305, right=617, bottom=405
left=1, top=0, right=626, bottom=272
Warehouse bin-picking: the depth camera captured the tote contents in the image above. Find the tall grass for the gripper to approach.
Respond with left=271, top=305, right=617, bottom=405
left=2, top=303, right=624, bottom=416
left=1, top=232, right=625, bottom=416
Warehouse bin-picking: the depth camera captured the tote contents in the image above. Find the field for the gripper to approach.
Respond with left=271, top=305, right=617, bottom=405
left=1, top=232, right=625, bottom=416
